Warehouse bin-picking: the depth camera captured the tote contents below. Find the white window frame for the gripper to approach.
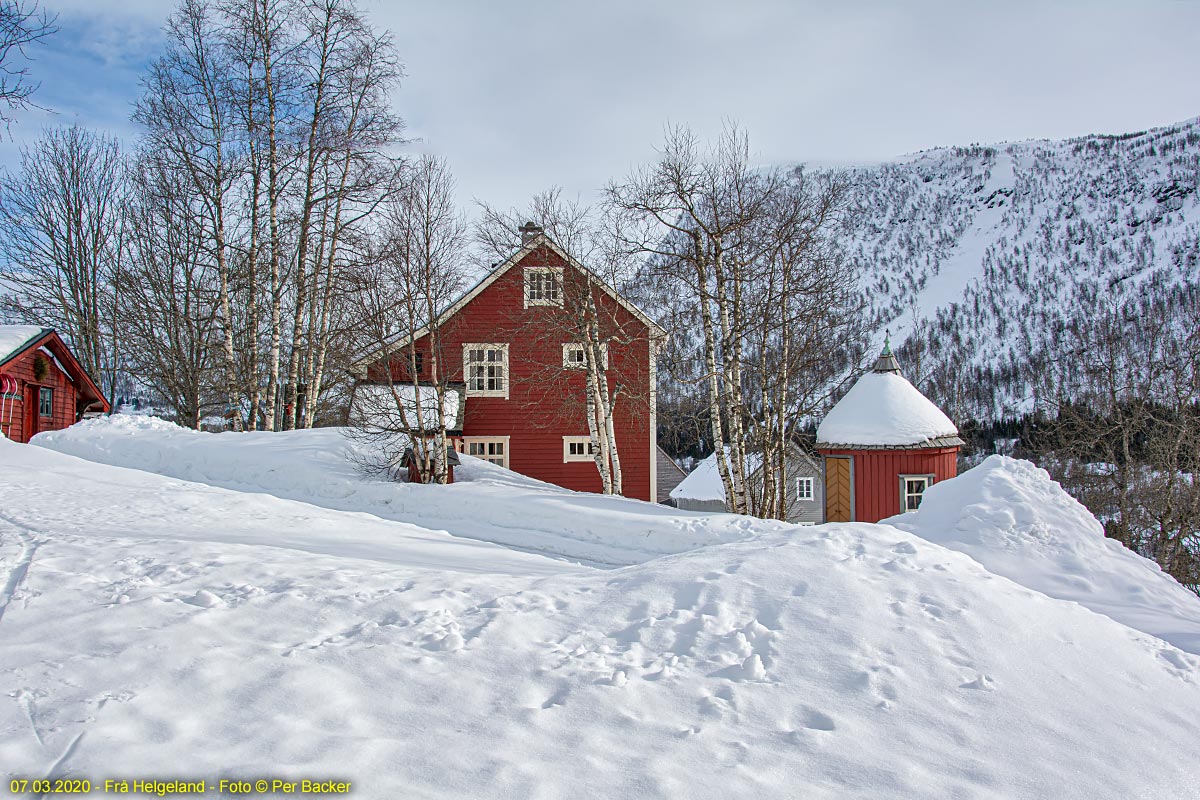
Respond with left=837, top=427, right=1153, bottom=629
left=899, top=474, right=934, bottom=512
left=464, top=436, right=510, bottom=468
left=563, top=435, right=597, bottom=463
left=463, top=343, right=509, bottom=398
left=795, top=476, right=814, bottom=501
left=524, top=267, right=564, bottom=308
left=562, top=342, right=608, bottom=370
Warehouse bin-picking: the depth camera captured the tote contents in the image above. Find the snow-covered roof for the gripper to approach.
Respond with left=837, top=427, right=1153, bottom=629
left=349, top=383, right=463, bottom=433
left=669, top=449, right=763, bottom=502
left=0, top=325, right=49, bottom=365
left=817, top=370, right=959, bottom=448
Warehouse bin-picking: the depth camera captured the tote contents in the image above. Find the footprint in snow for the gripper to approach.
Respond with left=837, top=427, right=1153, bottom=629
left=799, top=707, right=837, bottom=732
left=958, top=674, right=996, bottom=691
left=181, top=589, right=222, bottom=608
left=711, top=653, right=767, bottom=682
left=1158, top=648, right=1195, bottom=673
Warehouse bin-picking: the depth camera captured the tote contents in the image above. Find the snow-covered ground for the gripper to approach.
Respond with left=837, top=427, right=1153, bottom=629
left=33, top=416, right=778, bottom=568
left=2, top=417, right=1199, bottom=798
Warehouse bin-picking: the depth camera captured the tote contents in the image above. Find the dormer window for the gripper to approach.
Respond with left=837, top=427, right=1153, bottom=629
left=524, top=267, right=563, bottom=308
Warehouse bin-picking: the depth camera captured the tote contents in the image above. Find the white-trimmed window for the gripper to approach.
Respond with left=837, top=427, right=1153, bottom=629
left=796, top=476, right=814, bottom=501
left=900, top=474, right=934, bottom=512
left=463, top=344, right=509, bottom=398
left=562, top=342, right=608, bottom=370
left=563, top=435, right=597, bottom=463
left=524, top=267, right=563, bottom=307
left=465, top=436, right=510, bottom=468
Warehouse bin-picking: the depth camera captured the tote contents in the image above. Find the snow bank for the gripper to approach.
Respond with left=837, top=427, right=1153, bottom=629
left=34, top=416, right=778, bottom=567
left=816, top=370, right=958, bottom=447
left=888, top=455, right=1200, bottom=654
left=3, top=437, right=1200, bottom=798
left=0, top=435, right=573, bottom=578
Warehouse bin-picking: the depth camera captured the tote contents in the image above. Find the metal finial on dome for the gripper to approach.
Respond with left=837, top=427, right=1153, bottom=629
left=872, top=334, right=902, bottom=374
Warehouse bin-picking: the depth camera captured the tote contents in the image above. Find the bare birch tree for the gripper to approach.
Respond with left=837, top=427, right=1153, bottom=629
left=116, top=156, right=222, bottom=428
left=346, top=155, right=468, bottom=483
left=135, top=0, right=245, bottom=429
left=609, top=125, right=859, bottom=518
left=476, top=190, right=654, bottom=495
left=0, top=125, right=127, bottom=399
left=0, top=0, right=56, bottom=126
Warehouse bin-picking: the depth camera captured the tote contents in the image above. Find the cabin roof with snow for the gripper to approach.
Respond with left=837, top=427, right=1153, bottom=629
left=669, top=445, right=822, bottom=502
left=816, top=344, right=963, bottom=450
left=0, top=325, right=109, bottom=412
left=669, top=449, right=762, bottom=502
left=0, top=325, right=53, bottom=366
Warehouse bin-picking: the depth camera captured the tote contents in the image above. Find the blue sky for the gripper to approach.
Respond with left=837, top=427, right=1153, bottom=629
left=2, top=0, right=1198, bottom=213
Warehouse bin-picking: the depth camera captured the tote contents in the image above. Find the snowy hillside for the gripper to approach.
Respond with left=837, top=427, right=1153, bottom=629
left=1, top=419, right=1197, bottom=797
left=840, top=117, right=1200, bottom=417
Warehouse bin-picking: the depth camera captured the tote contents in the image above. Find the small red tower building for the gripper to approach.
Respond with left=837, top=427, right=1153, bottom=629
left=816, top=343, right=963, bottom=523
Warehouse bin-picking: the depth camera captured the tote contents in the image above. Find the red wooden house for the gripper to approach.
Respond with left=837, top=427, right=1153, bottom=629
left=0, top=326, right=111, bottom=443
left=816, top=343, right=962, bottom=523
left=353, top=225, right=666, bottom=501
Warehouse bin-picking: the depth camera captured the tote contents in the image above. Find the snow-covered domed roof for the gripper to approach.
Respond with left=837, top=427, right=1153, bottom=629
left=816, top=345, right=961, bottom=449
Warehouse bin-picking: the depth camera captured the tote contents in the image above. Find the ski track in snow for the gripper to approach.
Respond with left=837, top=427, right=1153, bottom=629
left=0, top=514, right=41, bottom=627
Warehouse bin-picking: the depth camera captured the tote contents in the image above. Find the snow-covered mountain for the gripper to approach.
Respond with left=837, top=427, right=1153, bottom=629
left=841, top=116, right=1200, bottom=418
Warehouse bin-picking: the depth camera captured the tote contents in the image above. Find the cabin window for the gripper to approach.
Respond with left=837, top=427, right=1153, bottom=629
left=464, top=437, right=509, bottom=468
left=524, top=267, right=563, bottom=308
left=900, top=474, right=934, bottom=512
left=562, top=342, right=608, bottom=369
left=409, top=351, right=424, bottom=376
left=39, top=387, right=53, bottom=417
left=563, top=436, right=597, bottom=463
left=796, top=476, right=814, bottom=501
left=463, top=344, right=508, bottom=398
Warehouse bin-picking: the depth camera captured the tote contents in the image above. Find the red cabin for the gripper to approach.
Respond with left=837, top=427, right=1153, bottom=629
left=816, top=344, right=963, bottom=523
left=353, top=226, right=666, bottom=501
left=0, top=326, right=111, bottom=443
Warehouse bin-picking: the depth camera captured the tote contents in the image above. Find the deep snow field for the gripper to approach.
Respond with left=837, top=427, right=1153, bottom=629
left=2, top=416, right=1199, bottom=798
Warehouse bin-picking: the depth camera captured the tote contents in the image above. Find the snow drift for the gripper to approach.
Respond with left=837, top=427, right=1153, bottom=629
left=888, top=455, right=1200, bottom=654
left=34, top=415, right=778, bottom=567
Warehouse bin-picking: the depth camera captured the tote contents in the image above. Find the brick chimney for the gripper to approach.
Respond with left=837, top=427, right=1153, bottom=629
left=519, top=221, right=543, bottom=245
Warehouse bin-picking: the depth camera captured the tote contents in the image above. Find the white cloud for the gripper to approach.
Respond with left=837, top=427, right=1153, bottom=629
left=4, top=0, right=1199, bottom=215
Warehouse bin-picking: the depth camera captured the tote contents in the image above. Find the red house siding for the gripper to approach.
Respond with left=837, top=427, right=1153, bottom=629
left=373, top=243, right=655, bottom=501
left=818, top=446, right=959, bottom=523
left=1, top=351, right=80, bottom=443
left=0, top=331, right=110, bottom=444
